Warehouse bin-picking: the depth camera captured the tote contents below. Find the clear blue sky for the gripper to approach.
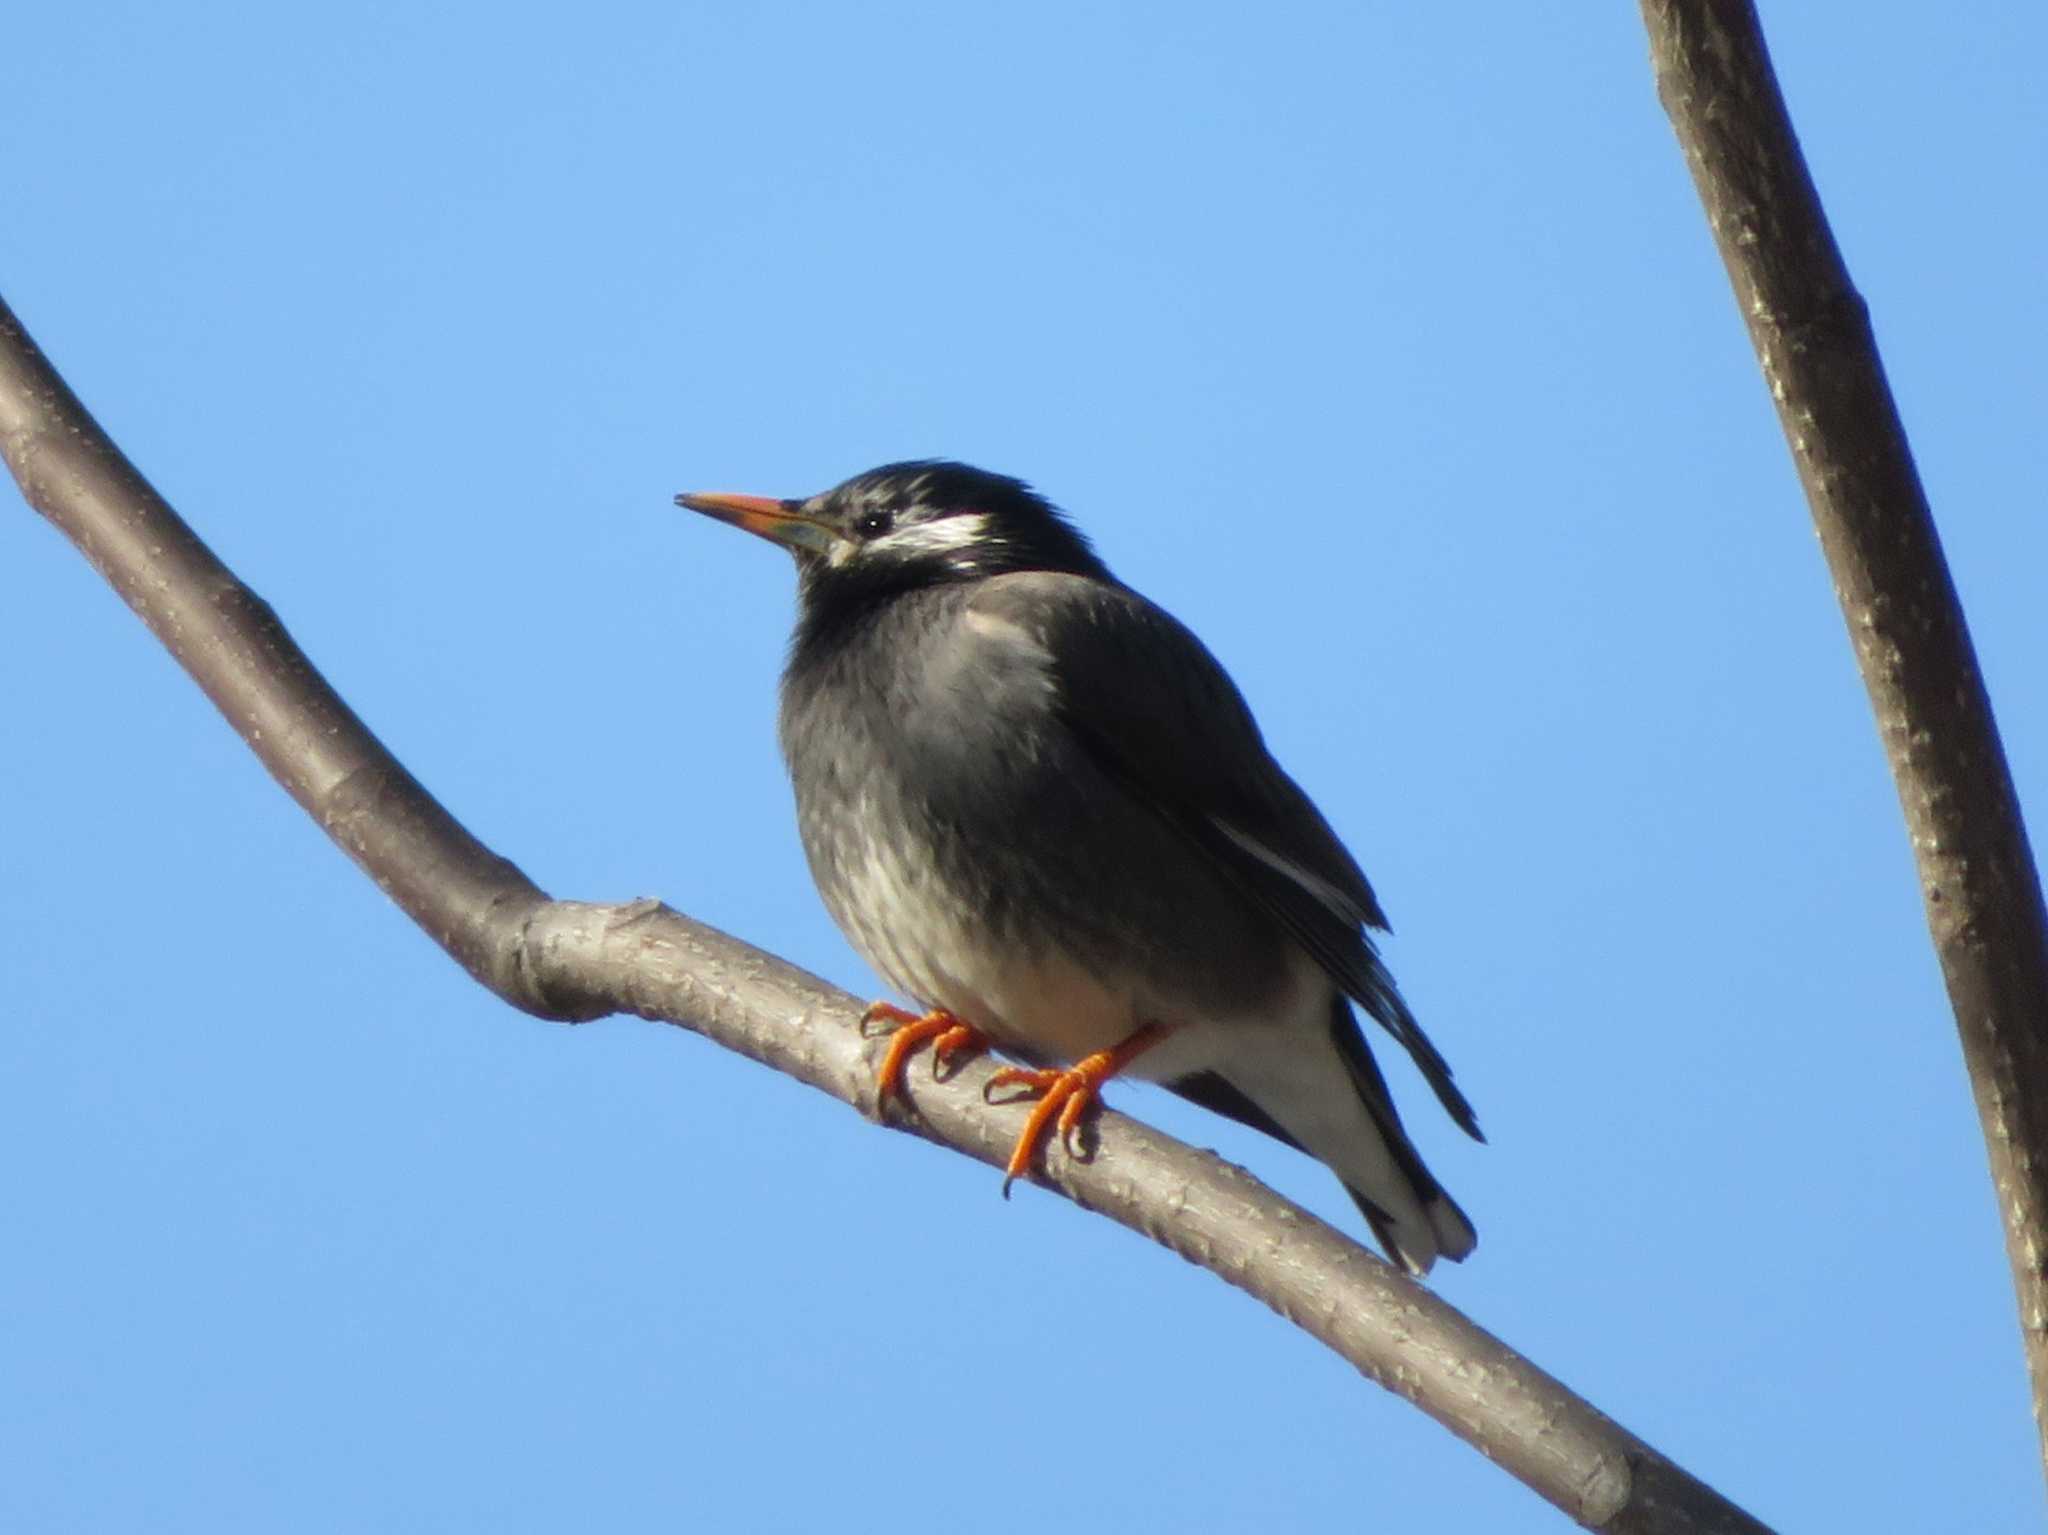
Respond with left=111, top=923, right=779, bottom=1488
left=3, top=5, right=2043, bottom=1530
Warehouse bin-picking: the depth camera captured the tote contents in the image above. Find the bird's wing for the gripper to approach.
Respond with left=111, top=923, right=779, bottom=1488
left=968, top=573, right=1480, bottom=1139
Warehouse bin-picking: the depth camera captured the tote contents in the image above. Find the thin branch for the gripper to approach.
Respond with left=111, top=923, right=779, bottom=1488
left=0, top=293, right=1771, bottom=1532
left=1641, top=0, right=2048, bottom=1480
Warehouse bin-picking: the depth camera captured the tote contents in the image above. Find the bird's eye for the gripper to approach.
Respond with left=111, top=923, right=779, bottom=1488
left=854, top=510, right=894, bottom=538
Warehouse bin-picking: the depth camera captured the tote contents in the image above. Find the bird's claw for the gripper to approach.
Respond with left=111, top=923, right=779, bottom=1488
left=986, top=1063, right=1106, bottom=1194
left=985, top=1023, right=1173, bottom=1195
left=927, top=1023, right=981, bottom=1082
left=862, top=1003, right=988, bottom=1109
left=858, top=1000, right=921, bottom=1041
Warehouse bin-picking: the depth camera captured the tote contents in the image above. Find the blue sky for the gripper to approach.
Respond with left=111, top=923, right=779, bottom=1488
left=3, top=4, right=2044, bottom=1530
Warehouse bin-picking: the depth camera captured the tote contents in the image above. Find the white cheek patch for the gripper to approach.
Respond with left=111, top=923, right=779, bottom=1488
left=865, top=513, right=993, bottom=564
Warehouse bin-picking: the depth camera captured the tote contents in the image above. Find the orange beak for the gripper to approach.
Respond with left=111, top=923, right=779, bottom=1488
left=674, top=491, right=842, bottom=555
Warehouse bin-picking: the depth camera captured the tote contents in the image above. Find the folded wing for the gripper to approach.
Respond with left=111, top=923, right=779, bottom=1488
left=968, top=572, right=1481, bottom=1141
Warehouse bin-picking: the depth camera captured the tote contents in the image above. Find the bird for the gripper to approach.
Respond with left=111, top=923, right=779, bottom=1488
left=676, top=461, right=1481, bottom=1274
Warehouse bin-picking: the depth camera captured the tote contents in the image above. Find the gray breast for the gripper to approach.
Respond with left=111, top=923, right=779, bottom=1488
left=779, top=585, right=1291, bottom=1047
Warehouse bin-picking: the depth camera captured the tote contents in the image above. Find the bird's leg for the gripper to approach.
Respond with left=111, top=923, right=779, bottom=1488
left=861, top=1002, right=990, bottom=1104
left=984, top=1021, right=1174, bottom=1195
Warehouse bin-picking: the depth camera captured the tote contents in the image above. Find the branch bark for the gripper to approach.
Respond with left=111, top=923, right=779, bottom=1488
left=1641, top=0, right=2048, bottom=1480
left=2, top=295, right=1772, bottom=1531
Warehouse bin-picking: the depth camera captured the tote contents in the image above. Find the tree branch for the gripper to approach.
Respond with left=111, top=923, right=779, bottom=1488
left=1640, top=0, right=2048, bottom=1480
left=2, top=290, right=1770, bottom=1531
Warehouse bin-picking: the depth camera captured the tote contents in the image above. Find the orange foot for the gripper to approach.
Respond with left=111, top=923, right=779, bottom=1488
left=983, top=1021, right=1173, bottom=1196
left=861, top=1002, right=989, bottom=1106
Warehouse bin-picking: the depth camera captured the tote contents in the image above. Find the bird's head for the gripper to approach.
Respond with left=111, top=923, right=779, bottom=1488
left=676, top=461, right=1110, bottom=604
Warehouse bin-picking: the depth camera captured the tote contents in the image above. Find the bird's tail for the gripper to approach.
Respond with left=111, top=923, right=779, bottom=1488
left=1327, top=1000, right=1476, bottom=1274
left=1165, top=997, right=1475, bottom=1275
